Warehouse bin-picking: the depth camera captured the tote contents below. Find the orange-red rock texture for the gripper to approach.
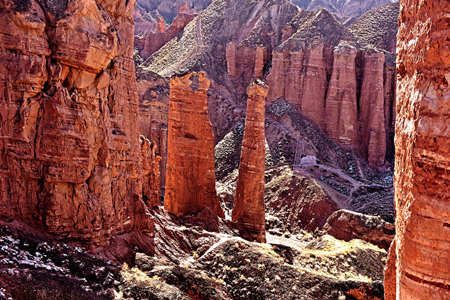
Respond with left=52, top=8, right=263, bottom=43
left=137, top=71, right=169, bottom=189
left=232, top=81, right=268, bottom=243
left=384, top=0, right=450, bottom=299
left=136, top=3, right=197, bottom=58
left=265, top=45, right=393, bottom=168
left=0, top=0, right=156, bottom=249
left=323, top=209, right=394, bottom=250
left=164, top=72, right=223, bottom=218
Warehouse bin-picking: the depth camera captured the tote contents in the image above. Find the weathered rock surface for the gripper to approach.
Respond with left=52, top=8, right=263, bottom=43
left=348, top=2, right=399, bottom=53
left=137, top=70, right=169, bottom=189
left=291, top=0, right=396, bottom=20
left=0, top=211, right=388, bottom=300
left=323, top=209, right=394, bottom=250
left=136, top=5, right=197, bottom=58
left=140, top=136, right=161, bottom=207
left=0, top=0, right=155, bottom=250
left=135, top=0, right=211, bottom=32
left=263, top=8, right=395, bottom=165
left=385, top=0, right=450, bottom=299
left=325, top=45, right=358, bottom=147
left=144, top=1, right=398, bottom=169
left=232, top=81, right=268, bottom=243
left=359, top=51, right=387, bottom=167
left=164, top=72, right=223, bottom=218
left=265, top=166, right=338, bottom=233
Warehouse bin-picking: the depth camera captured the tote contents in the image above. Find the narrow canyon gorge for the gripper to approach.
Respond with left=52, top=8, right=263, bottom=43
left=0, top=0, right=448, bottom=299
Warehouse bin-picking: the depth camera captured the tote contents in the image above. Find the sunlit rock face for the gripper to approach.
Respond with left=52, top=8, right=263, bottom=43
left=164, top=72, right=224, bottom=218
left=290, top=0, right=396, bottom=20
left=0, top=0, right=155, bottom=250
left=232, top=81, right=268, bottom=243
left=384, top=0, right=450, bottom=299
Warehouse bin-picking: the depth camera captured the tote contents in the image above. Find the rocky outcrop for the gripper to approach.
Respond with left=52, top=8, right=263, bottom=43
left=264, top=166, right=339, bottom=234
left=0, top=0, right=155, bottom=250
left=325, top=45, right=358, bottom=147
left=268, top=43, right=327, bottom=130
left=384, top=0, right=450, bottom=299
left=226, top=44, right=269, bottom=94
left=266, top=44, right=393, bottom=163
left=137, top=71, right=169, bottom=189
left=137, top=6, right=197, bottom=58
left=141, top=136, right=161, bottom=207
left=359, top=51, right=386, bottom=167
left=348, top=3, right=399, bottom=53
left=291, top=0, right=396, bottom=20
left=232, top=81, right=268, bottom=243
left=323, top=210, right=394, bottom=250
left=164, top=72, right=223, bottom=218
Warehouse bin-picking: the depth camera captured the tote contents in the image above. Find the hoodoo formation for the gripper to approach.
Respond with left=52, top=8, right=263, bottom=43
left=384, top=0, right=450, bottom=299
left=232, top=80, right=268, bottom=243
left=0, top=0, right=154, bottom=249
left=164, top=72, right=224, bottom=218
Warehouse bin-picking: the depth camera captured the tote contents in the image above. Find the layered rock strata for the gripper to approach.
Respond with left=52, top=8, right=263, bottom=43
left=0, top=0, right=156, bottom=248
left=232, top=81, right=268, bottom=243
left=384, top=0, right=450, bottom=298
left=137, top=5, right=197, bottom=58
left=164, top=72, right=223, bottom=218
left=359, top=51, right=386, bottom=167
left=137, top=71, right=169, bottom=189
left=323, top=210, right=394, bottom=250
left=266, top=45, right=393, bottom=165
left=141, top=136, right=161, bottom=207
left=144, top=1, right=398, bottom=169
left=226, top=43, right=269, bottom=94
left=325, top=45, right=358, bottom=147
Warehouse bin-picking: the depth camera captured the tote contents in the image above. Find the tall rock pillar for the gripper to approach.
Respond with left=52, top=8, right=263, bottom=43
left=165, top=72, right=224, bottom=218
left=325, top=45, right=358, bottom=147
left=232, top=80, right=268, bottom=243
left=384, top=0, right=450, bottom=299
left=359, top=51, right=386, bottom=167
left=300, top=44, right=327, bottom=129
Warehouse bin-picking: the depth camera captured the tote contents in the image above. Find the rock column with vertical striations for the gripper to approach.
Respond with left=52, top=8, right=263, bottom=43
left=359, top=51, right=386, bottom=167
left=0, top=0, right=154, bottom=251
left=300, top=44, right=327, bottom=129
left=325, top=45, right=358, bottom=147
left=141, top=136, right=161, bottom=208
left=384, top=0, right=450, bottom=299
left=165, top=72, right=224, bottom=218
left=232, top=80, right=268, bottom=243
left=267, top=51, right=286, bottom=101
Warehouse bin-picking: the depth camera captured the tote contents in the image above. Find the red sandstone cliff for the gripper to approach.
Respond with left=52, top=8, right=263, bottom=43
left=138, top=8, right=197, bottom=58
left=384, top=0, right=450, bottom=299
left=135, top=1, right=199, bottom=59
left=232, top=81, right=268, bottom=243
left=137, top=71, right=169, bottom=190
left=325, top=45, right=358, bottom=147
left=0, top=0, right=156, bottom=251
left=164, top=72, right=223, bottom=218
left=265, top=42, right=394, bottom=166
left=359, top=51, right=387, bottom=167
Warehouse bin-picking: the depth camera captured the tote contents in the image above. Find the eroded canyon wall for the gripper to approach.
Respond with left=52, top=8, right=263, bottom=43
left=384, top=0, right=450, bottom=299
left=164, top=72, right=223, bottom=218
left=232, top=80, right=268, bottom=243
left=264, top=45, right=395, bottom=167
left=136, top=5, right=197, bottom=59
left=0, top=0, right=156, bottom=248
